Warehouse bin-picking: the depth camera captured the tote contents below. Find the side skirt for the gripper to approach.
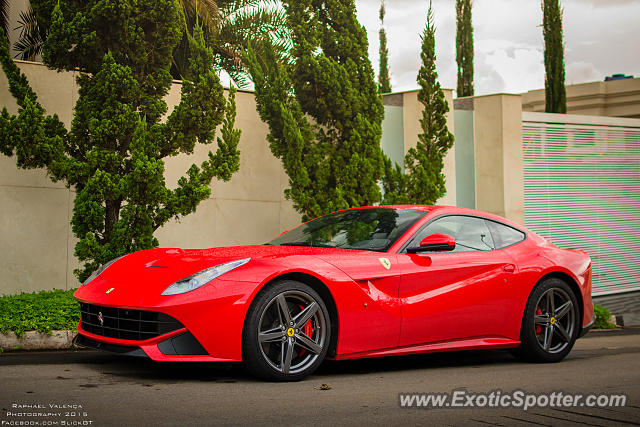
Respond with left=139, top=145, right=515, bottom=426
left=329, top=337, right=520, bottom=361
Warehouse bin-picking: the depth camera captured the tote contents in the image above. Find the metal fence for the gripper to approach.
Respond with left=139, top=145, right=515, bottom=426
left=522, top=112, right=640, bottom=296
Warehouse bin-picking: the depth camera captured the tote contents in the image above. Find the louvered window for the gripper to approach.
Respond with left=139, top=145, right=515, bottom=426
left=522, top=112, right=640, bottom=296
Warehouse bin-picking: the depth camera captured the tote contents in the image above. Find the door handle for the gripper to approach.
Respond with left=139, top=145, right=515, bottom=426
left=503, top=264, right=516, bottom=273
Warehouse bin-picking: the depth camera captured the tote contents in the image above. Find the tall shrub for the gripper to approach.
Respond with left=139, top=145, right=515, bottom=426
left=245, top=0, right=385, bottom=220
left=0, top=1, right=240, bottom=281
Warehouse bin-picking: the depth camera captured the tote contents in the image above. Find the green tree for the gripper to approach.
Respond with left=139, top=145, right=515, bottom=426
left=383, top=1, right=454, bottom=205
left=378, top=0, right=391, bottom=93
left=0, top=0, right=241, bottom=281
left=542, top=0, right=566, bottom=113
left=12, top=0, right=290, bottom=87
left=455, top=0, right=474, bottom=97
left=245, top=0, right=385, bottom=221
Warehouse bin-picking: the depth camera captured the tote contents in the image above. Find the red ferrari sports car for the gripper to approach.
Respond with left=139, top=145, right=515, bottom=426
left=74, top=205, right=594, bottom=381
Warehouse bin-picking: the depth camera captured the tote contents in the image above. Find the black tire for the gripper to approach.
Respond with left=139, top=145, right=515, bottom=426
left=242, top=280, right=331, bottom=381
left=512, top=277, right=579, bottom=363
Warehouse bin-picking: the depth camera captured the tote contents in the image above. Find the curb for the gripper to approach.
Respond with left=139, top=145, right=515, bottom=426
left=0, top=330, right=75, bottom=351
left=1, top=327, right=638, bottom=352
left=586, top=326, right=640, bottom=337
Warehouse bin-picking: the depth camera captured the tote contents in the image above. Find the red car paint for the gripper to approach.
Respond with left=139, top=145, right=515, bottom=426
left=74, top=205, right=594, bottom=363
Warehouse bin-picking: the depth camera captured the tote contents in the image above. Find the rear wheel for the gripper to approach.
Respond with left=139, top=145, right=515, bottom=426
left=513, top=278, right=579, bottom=363
left=242, top=280, right=330, bottom=381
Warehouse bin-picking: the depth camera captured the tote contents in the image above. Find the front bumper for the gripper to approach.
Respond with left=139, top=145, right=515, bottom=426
left=74, top=277, right=260, bottom=361
left=579, top=311, right=596, bottom=338
left=74, top=323, right=237, bottom=362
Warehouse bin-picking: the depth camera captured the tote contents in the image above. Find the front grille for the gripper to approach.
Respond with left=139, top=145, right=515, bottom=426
left=79, top=303, right=184, bottom=341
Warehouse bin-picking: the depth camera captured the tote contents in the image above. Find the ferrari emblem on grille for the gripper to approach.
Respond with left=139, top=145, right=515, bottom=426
left=106, top=288, right=115, bottom=294
left=379, top=258, right=391, bottom=270
left=98, top=311, right=104, bottom=326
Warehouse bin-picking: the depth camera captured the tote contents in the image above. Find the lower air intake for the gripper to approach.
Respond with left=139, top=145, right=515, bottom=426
left=79, top=303, right=183, bottom=341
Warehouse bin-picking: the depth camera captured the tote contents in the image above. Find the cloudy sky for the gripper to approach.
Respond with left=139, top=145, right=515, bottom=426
left=354, top=0, right=640, bottom=96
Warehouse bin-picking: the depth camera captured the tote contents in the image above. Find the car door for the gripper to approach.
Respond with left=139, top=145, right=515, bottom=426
left=396, top=215, right=520, bottom=346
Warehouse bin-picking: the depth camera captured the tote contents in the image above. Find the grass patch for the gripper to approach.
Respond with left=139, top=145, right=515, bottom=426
left=0, top=289, right=80, bottom=336
left=594, top=304, right=616, bottom=329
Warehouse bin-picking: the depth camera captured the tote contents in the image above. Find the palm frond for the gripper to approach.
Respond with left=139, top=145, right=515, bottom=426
left=0, top=0, right=9, bottom=37
left=12, top=7, right=43, bottom=61
left=221, top=0, right=281, bottom=13
left=220, top=7, right=291, bottom=52
left=172, top=0, right=291, bottom=85
left=177, top=0, right=222, bottom=33
left=225, top=68, right=251, bottom=88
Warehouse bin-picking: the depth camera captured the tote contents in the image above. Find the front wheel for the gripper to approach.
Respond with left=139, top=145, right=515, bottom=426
left=513, top=278, right=579, bottom=363
left=242, top=280, right=331, bottom=381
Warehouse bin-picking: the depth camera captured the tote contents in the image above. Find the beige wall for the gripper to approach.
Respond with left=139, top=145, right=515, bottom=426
left=1, top=63, right=459, bottom=296
left=401, top=89, right=456, bottom=206
left=521, top=77, right=640, bottom=119
left=473, top=94, right=524, bottom=224
left=0, top=61, right=300, bottom=295
left=0, top=61, right=81, bottom=295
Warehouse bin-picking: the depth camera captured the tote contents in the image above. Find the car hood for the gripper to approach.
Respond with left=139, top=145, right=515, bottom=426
left=98, top=244, right=364, bottom=286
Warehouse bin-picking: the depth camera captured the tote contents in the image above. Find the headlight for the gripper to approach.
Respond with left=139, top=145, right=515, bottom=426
left=82, top=256, right=125, bottom=286
left=161, top=258, right=251, bottom=296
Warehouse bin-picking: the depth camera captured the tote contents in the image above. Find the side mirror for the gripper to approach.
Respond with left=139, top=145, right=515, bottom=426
left=407, top=233, right=456, bottom=253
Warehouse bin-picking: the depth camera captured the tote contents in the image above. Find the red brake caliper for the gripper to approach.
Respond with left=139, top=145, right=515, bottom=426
left=535, top=307, right=542, bottom=334
left=298, top=304, right=314, bottom=356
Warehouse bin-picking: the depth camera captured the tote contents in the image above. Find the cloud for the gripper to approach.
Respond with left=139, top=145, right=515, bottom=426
left=566, top=62, right=600, bottom=85
left=356, top=0, right=640, bottom=95
left=476, top=44, right=544, bottom=95
left=357, top=0, right=457, bottom=92
left=565, top=0, right=640, bottom=7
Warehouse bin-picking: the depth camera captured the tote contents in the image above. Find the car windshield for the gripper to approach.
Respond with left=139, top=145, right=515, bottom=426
left=267, top=208, right=426, bottom=252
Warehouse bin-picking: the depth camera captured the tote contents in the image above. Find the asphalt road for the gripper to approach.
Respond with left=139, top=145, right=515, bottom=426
left=1, top=330, right=640, bottom=426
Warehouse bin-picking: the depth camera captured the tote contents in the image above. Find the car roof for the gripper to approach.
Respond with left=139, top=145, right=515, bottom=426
left=355, top=205, right=527, bottom=231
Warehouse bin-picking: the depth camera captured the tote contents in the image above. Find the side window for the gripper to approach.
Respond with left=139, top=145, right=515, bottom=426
left=486, top=220, right=526, bottom=249
left=407, top=216, right=495, bottom=253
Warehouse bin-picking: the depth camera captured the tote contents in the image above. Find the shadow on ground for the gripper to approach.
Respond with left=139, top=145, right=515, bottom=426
left=0, top=347, right=519, bottom=383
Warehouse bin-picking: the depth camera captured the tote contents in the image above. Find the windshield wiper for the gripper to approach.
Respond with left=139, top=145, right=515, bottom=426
left=277, top=242, right=336, bottom=248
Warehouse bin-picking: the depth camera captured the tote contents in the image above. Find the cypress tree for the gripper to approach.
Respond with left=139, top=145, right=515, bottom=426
left=378, top=0, right=392, bottom=93
left=383, top=1, right=454, bottom=205
left=455, top=0, right=474, bottom=97
left=0, top=1, right=241, bottom=281
left=245, top=0, right=385, bottom=221
left=542, top=0, right=567, bottom=113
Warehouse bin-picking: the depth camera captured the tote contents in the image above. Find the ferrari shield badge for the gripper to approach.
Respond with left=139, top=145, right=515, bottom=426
left=379, top=257, right=391, bottom=270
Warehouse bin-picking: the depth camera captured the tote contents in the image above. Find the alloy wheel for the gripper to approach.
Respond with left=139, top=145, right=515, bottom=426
left=533, top=287, right=576, bottom=354
left=257, top=290, right=327, bottom=374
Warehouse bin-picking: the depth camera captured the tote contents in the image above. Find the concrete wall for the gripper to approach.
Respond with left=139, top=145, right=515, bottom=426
left=1, top=62, right=80, bottom=295
left=0, top=61, right=301, bottom=295
left=473, top=94, right=524, bottom=224
left=382, top=89, right=456, bottom=206
left=452, top=94, right=525, bottom=224
left=1, top=63, right=460, bottom=296
left=521, top=77, right=640, bottom=119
